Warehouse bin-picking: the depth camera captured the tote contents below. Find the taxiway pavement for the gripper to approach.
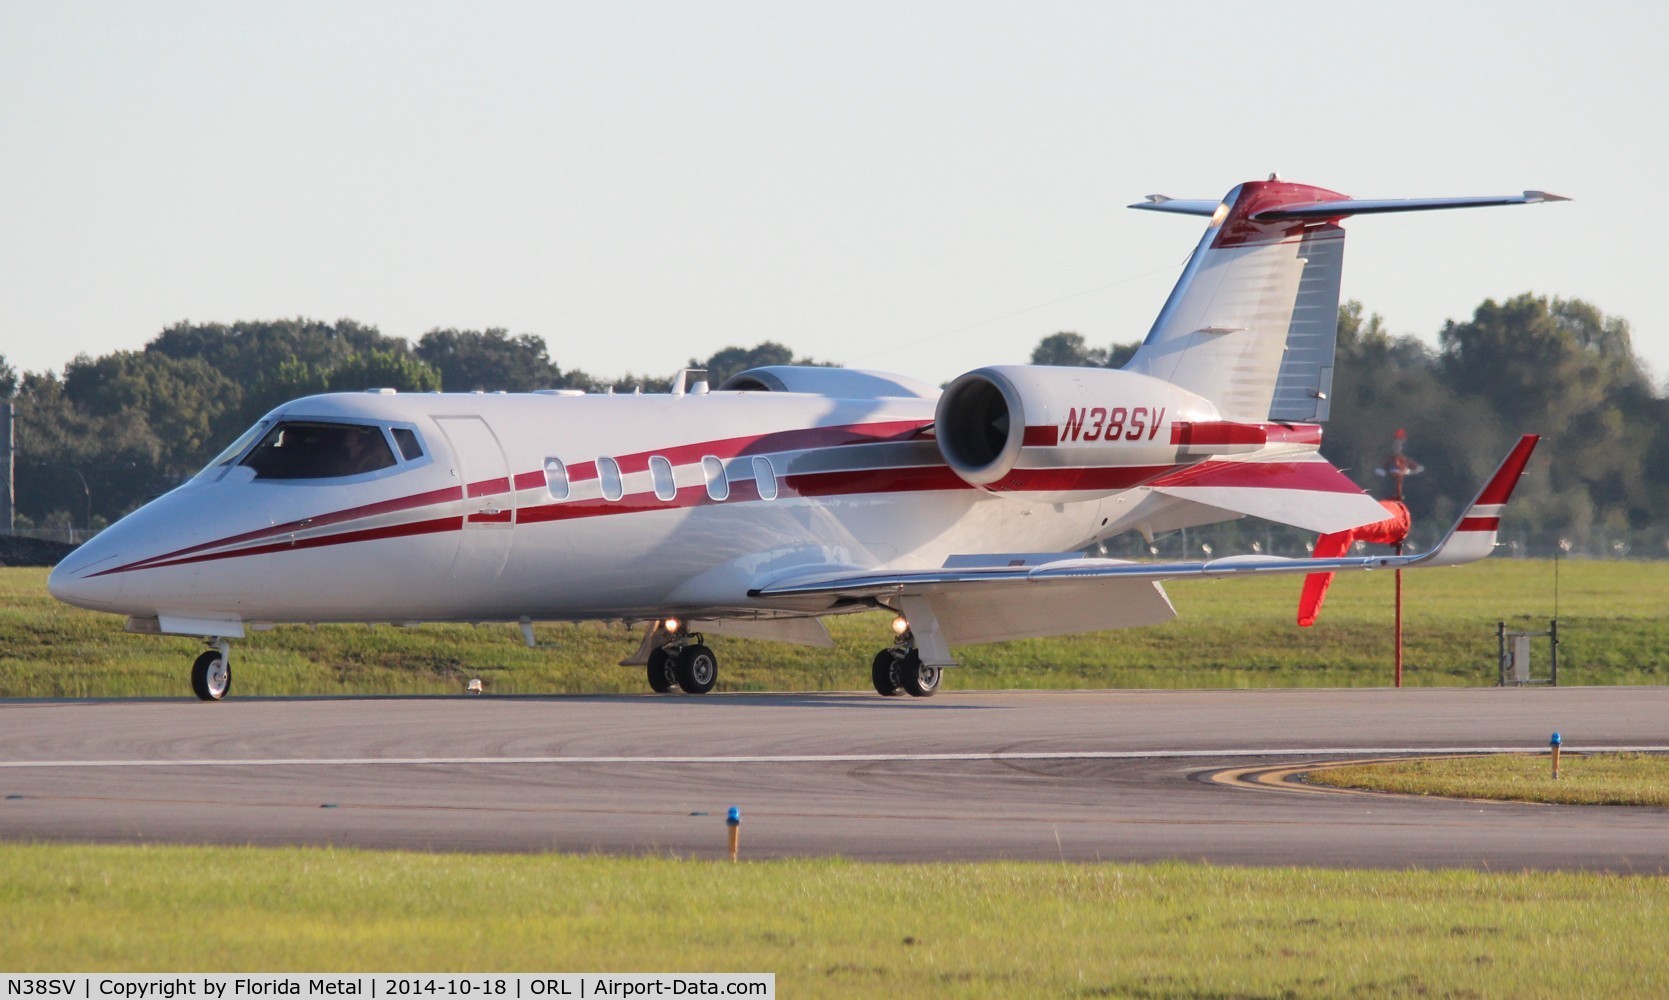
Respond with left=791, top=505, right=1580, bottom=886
left=2, top=687, right=1666, bottom=869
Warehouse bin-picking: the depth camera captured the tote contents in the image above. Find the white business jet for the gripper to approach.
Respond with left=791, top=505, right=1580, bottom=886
left=49, top=177, right=1561, bottom=700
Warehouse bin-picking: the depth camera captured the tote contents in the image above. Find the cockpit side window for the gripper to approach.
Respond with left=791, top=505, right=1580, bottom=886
left=241, top=422, right=399, bottom=480
left=391, top=427, right=424, bottom=461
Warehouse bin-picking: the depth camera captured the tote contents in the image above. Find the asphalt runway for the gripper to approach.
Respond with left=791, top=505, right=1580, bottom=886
left=2, top=687, right=1667, bottom=870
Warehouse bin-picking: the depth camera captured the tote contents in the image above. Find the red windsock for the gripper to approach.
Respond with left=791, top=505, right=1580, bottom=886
left=1297, top=500, right=1410, bottom=627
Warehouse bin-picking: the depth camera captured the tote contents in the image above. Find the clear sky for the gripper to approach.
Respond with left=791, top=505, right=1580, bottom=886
left=2, top=0, right=1662, bottom=389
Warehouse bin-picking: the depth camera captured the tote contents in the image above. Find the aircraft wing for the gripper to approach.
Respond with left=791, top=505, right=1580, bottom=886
left=750, top=436, right=1538, bottom=655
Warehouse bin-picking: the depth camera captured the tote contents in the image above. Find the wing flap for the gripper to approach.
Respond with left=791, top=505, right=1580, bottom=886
left=906, top=577, right=1176, bottom=647
left=1148, top=457, right=1389, bottom=534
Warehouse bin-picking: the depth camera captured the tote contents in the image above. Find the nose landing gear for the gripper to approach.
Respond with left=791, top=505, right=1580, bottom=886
left=191, top=640, right=232, bottom=701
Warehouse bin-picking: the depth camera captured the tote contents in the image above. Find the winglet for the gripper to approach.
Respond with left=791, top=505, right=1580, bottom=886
left=1418, top=435, right=1540, bottom=567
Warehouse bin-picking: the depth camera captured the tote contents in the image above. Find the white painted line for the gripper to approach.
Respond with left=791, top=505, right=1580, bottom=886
left=1, top=747, right=1666, bottom=769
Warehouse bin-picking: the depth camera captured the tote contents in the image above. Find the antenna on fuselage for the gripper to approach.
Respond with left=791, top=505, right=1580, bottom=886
left=671, top=369, right=710, bottom=397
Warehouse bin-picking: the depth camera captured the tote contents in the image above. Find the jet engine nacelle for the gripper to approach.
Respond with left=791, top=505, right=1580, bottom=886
left=934, top=365, right=1237, bottom=500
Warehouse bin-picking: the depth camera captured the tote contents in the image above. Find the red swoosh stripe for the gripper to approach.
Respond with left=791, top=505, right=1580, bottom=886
left=88, top=419, right=1367, bottom=576
left=93, top=485, right=466, bottom=577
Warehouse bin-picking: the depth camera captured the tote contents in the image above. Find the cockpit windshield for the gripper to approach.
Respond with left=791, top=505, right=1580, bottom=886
left=240, top=422, right=399, bottom=480
left=193, top=419, right=271, bottom=481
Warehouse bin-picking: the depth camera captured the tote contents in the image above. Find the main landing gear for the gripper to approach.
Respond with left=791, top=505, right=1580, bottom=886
left=645, top=619, right=719, bottom=695
left=872, top=619, right=941, bottom=698
left=191, top=640, right=232, bottom=702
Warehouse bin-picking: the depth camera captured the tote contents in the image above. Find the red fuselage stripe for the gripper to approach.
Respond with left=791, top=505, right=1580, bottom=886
left=89, top=422, right=1366, bottom=575
left=93, top=484, right=466, bottom=577
left=108, top=516, right=466, bottom=573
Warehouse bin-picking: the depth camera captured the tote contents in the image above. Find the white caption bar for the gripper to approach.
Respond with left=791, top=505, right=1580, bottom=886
left=2, top=976, right=773, bottom=1000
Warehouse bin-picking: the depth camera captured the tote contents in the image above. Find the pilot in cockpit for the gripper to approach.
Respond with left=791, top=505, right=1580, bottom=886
left=339, top=426, right=388, bottom=475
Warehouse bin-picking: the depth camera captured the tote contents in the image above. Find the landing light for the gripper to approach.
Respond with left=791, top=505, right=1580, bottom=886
left=891, top=615, right=910, bottom=636
left=664, top=618, right=682, bottom=634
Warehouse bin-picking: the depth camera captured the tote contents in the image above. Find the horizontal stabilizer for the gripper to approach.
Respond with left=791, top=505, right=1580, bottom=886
left=1251, top=191, right=1570, bottom=221
left=1129, top=189, right=1571, bottom=221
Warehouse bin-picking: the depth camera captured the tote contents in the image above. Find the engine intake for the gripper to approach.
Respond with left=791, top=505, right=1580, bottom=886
left=934, top=365, right=1222, bottom=500
left=936, top=370, right=1025, bottom=486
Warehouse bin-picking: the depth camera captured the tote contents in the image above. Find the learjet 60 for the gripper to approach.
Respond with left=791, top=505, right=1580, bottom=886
left=49, top=178, right=1561, bottom=699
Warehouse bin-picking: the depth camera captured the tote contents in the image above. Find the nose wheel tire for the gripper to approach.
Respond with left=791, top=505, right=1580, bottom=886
left=872, top=649, right=904, bottom=696
left=898, top=650, right=941, bottom=698
left=674, top=643, right=719, bottom=694
left=191, top=650, right=231, bottom=701
left=646, top=647, right=676, bottom=693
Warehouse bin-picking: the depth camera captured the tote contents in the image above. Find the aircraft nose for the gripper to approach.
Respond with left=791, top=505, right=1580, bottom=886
left=47, top=533, right=128, bottom=611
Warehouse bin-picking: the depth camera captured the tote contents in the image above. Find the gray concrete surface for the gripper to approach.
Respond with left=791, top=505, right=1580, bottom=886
left=2, top=687, right=1666, bottom=869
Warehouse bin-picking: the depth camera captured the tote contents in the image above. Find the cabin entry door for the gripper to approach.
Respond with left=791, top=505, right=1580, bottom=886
left=434, top=415, right=515, bottom=585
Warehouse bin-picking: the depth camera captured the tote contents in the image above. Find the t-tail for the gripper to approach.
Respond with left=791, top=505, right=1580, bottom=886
left=1123, top=176, right=1569, bottom=422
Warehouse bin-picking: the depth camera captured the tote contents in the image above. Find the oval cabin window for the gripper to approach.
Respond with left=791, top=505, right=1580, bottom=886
left=598, top=456, right=624, bottom=501
left=702, top=455, right=728, bottom=501
left=544, top=457, right=570, bottom=500
left=752, top=456, right=778, bottom=501
left=649, top=456, right=677, bottom=501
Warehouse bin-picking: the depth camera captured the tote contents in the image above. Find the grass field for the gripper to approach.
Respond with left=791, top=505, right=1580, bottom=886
left=2, top=559, right=1664, bottom=697
left=3, top=844, right=1667, bottom=997
left=1310, top=752, right=1669, bottom=806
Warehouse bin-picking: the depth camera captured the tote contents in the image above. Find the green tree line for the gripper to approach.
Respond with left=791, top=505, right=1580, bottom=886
left=2, top=294, right=1662, bottom=557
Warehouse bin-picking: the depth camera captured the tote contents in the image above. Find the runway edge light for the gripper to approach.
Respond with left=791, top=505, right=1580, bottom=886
left=1551, top=732, right=1562, bottom=780
left=727, top=806, right=741, bottom=861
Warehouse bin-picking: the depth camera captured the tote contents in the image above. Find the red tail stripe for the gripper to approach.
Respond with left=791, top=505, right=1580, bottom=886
left=1457, top=516, right=1500, bottom=532
left=1211, top=180, right=1350, bottom=249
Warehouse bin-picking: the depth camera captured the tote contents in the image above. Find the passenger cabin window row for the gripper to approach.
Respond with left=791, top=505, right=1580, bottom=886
left=543, top=454, right=778, bottom=504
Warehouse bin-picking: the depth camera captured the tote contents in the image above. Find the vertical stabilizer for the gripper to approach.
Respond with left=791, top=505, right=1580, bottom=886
left=1123, top=180, right=1347, bottom=422
left=1124, top=180, right=1567, bottom=423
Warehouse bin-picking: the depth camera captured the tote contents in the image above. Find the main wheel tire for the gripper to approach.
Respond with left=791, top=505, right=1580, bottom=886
left=646, top=647, right=676, bottom=693
left=871, top=649, right=903, bottom=696
left=191, top=650, right=231, bottom=702
left=898, top=650, right=941, bottom=698
left=674, top=643, right=718, bottom=694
